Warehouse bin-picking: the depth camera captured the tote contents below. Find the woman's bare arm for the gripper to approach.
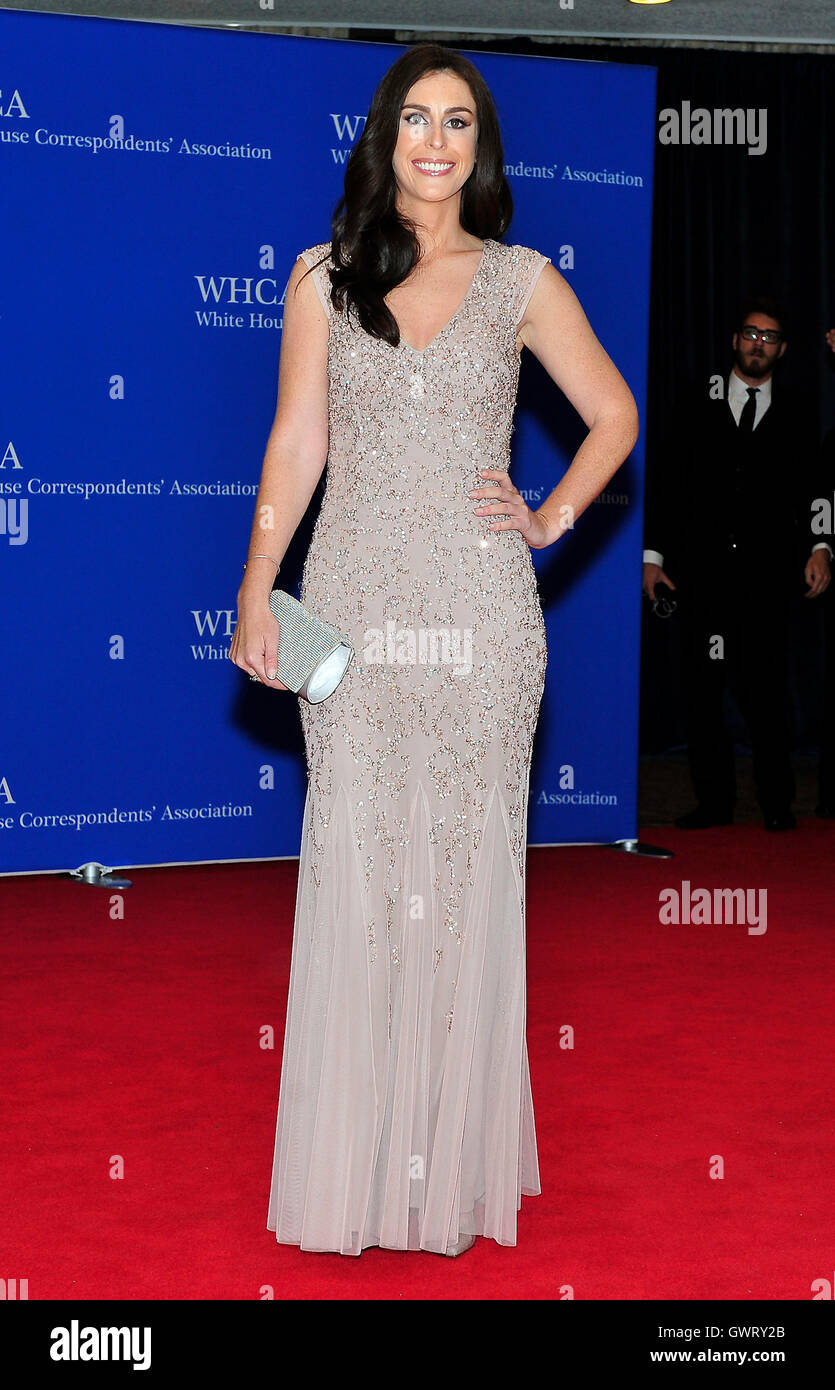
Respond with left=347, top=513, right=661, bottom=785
left=238, top=255, right=330, bottom=603
left=230, top=255, right=329, bottom=685
left=518, top=264, right=639, bottom=547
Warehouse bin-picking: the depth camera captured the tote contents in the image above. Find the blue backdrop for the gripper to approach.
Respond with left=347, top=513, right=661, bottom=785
left=0, top=11, right=656, bottom=874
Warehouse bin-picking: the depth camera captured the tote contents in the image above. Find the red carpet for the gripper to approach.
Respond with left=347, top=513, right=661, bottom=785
left=2, top=820, right=834, bottom=1300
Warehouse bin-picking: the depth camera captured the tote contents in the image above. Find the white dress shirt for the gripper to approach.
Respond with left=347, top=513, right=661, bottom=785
left=644, top=370, right=832, bottom=567
left=726, top=369, right=771, bottom=428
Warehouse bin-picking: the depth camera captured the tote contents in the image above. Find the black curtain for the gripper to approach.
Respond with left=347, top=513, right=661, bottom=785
left=613, top=44, right=835, bottom=756
left=527, top=42, right=835, bottom=756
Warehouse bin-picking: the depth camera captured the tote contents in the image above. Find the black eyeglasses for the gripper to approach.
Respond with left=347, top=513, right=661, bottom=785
left=740, top=326, right=783, bottom=345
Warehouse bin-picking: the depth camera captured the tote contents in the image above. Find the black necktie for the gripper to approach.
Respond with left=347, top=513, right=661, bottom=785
left=738, top=386, right=758, bottom=434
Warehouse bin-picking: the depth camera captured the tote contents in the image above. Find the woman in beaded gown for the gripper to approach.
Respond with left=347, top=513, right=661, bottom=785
left=231, top=45, right=638, bottom=1257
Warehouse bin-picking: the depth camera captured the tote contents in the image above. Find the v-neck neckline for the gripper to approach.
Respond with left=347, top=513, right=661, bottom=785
left=392, top=239, right=490, bottom=357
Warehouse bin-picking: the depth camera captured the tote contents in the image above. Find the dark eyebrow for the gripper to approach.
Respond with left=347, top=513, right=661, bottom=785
left=401, top=103, right=474, bottom=115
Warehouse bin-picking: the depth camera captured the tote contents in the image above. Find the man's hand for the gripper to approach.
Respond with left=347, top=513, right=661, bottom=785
left=826, top=328, right=835, bottom=353
left=643, top=562, right=676, bottom=601
left=805, top=549, right=831, bottom=599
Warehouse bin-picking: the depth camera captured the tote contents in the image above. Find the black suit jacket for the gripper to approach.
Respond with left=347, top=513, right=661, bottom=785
left=818, top=425, right=835, bottom=526
left=644, top=377, right=821, bottom=599
left=816, top=425, right=835, bottom=626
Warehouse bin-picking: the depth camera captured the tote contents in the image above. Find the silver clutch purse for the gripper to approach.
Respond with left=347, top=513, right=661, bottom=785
left=268, top=588, right=354, bottom=703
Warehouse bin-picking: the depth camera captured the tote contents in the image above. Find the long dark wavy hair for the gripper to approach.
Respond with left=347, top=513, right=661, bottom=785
left=297, top=42, right=513, bottom=348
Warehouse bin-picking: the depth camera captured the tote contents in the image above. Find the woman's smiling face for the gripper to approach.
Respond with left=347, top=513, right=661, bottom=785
left=392, top=69, right=479, bottom=206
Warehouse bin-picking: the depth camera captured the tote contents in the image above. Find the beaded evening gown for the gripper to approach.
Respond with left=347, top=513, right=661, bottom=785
left=267, top=237, right=550, bottom=1255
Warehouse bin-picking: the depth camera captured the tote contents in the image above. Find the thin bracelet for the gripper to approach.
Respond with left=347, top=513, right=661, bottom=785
left=243, top=554, right=281, bottom=573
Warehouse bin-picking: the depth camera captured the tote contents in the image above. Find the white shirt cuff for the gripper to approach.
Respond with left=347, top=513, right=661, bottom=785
left=643, top=549, right=664, bottom=567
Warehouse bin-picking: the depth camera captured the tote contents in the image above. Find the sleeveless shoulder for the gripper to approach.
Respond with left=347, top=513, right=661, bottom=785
left=297, top=241, right=334, bottom=319
left=299, top=241, right=333, bottom=267
left=493, top=241, right=552, bottom=325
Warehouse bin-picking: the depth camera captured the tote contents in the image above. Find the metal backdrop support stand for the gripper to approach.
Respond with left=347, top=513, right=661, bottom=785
left=610, top=838, right=674, bottom=858
left=69, top=861, right=133, bottom=888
